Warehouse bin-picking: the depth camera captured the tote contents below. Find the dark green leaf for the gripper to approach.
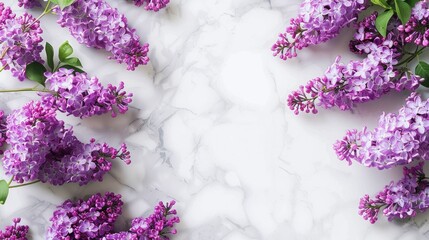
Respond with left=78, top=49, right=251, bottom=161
left=0, top=180, right=9, bottom=205
left=395, top=0, right=412, bottom=24
left=60, top=65, right=85, bottom=73
left=45, top=42, right=54, bottom=71
left=407, top=0, right=420, bottom=7
left=62, top=57, right=82, bottom=68
left=416, top=61, right=429, bottom=87
left=59, top=41, right=73, bottom=62
left=57, top=0, right=76, bottom=9
left=25, top=62, right=47, bottom=86
left=371, top=0, right=391, bottom=9
left=375, top=10, right=394, bottom=37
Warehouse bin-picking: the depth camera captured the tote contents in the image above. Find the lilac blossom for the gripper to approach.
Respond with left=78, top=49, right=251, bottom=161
left=0, top=109, right=7, bottom=151
left=17, top=0, right=41, bottom=9
left=334, top=93, right=429, bottom=169
left=398, top=1, right=429, bottom=46
left=104, top=200, right=180, bottom=240
left=47, top=192, right=123, bottom=239
left=42, top=68, right=133, bottom=118
left=272, top=0, right=367, bottom=60
left=0, top=8, right=43, bottom=80
left=2, top=101, right=131, bottom=184
left=104, top=232, right=138, bottom=240
left=129, top=200, right=180, bottom=239
left=287, top=40, right=420, bottom=114
left=0, top=218, right=29, bottom=240
left=359, top=162, right=429, bottom=223
left=129, top=0, right=169, bottom=11
left=56, top=0, right=150, bottom=70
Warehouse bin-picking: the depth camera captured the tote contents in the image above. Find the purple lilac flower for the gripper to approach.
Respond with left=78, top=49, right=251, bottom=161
left=104, top=232, right=138, bottom=240
left=272, top=0, right=367, bottom=60
left=0, top=218, right=29, bottom=240
left=130, top=0, right=169, bottom=11
left=287, top=40, right=420, bottom=114
left=0, top=8, right=43, bottom=80
left=334, top=93, right=429, bottom=169
left=0, top=3, right=15, bottom=26
left=2, top=101, right=131, bottom=184
left=17, top=0, right=41, bottom=9
left=359, top=162, right=429, bottom=223
left=398, top=1, right=429, bottom=46
left=56, top=0, right=150, bottom=70
left=47, top=192, right=123, bottom=239
left=42, top=68, right=133, bottom=118
left=130, top=200, right=180, bottom=239
left=349, top=12, right=405, bottom=55
left=0, top=110, right=7, bottom=151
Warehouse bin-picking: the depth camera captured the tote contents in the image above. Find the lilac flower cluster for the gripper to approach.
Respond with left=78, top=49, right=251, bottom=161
left=104, top=200, right=180, bottom=240
left=398, top=1, right=429, bottom=46
left=0, top=218, right=29, bottom=240
left=0, top=5, right=43, bottom=80
left=272, top=0, right=367, bottom=60
left=47, top=192, right=123, bottom=239
left=334, top=93, right=429, bottom=169
left=359, top=162, right=429, bottom=223
left=48, top=192, right=179, bottom=240
left=42, top=68, right=133, bottom=118
left=130, top=0, right=170, bottom=11
left=17, top=0, right=40, bottom=9
left=287, top=40, right=420, bottom=114
left=0, top=109, right=7, bottom=151
left=2, top=101, right=131, bottom=185
left=129, top=200, right=180, bottom=239
left=56, top=0, right=150, bottom=70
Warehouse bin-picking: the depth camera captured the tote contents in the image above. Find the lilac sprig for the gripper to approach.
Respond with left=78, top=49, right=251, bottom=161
left=0, top=5, right=44, bottom=80
left=359, top=162, right=429, bottom=223
left=272, top=0, right=367, bottom=60
left=334, top=93, right=429, bottom=169
left=287, top=41, right=420, bottom=115
left=287, top=10, right=424, bottom=115
left=398, top=1, right=429, bottom=47
left=104, top=200, right=180, bottom=240
left=42, top=68, right=133, bottom=118
left=0, top=218, right=29, bottom=240
left=56, top=0, right=150, bottom=70
left=47, top=192, right=123, bottom=239
left=130, top=0, right=170, bottom=11
left=2, top=100, right=131, bottom=185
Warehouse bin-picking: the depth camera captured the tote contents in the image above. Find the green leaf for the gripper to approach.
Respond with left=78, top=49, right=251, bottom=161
left=407, top=0, right=420, bottom=7
left=50, top=0, right=59, bottom=4
left=375, top=10, right=394, bottom=37
left=45, top=42, right=54, bottom=71
left=60, top=65, right=85, bottom=73
left=0, top=180, right=9, bottom=205
left=59, top=41, right=73, bottom=62
left=25, top=62, right=47, bottom=86
left=57, top=0, right=76, bottom=9
left=416, top=61, right=429, bottom=87
left=395, top=0, right=412, bottom=24
left=371, top=0, right=391, bottom=9
left=62, top=57, right=82, bottom=68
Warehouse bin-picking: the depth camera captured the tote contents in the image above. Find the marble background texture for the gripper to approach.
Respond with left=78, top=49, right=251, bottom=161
left=1, top=0, right=429, bottom=239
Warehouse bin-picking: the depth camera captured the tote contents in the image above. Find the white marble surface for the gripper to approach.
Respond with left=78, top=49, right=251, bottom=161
left=1, top=0, right=429, bottom=239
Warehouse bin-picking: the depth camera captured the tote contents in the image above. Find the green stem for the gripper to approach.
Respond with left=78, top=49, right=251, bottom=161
left=0, top=65, right=6, bottom=72
left=9, top=180, right=40, bottom=189
left=7, top=177, right=13, bottom=186
left=0, top=87, right=52, bottom=93
left=25, top=0, right=54, bottom=30
left=396, top=48, right=426, bottom=66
